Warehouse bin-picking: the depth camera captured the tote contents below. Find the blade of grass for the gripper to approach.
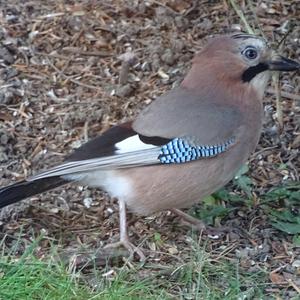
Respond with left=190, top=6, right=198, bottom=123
left=228, top=0, right=254, bottom=34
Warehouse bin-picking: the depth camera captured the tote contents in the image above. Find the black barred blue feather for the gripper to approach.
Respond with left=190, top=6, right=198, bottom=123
left=158, top=137, right=235, bottom=164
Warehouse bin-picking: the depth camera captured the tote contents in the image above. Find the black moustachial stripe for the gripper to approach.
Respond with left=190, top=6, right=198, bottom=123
left=242, top=62, right=269, bottom=82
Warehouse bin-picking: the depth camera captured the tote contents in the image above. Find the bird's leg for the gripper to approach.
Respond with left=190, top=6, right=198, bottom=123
left=170, top=208, right=206, bottom=230
left=170, top=208, right=230, bottom=237
left=104, top=198, right=146, bottom=261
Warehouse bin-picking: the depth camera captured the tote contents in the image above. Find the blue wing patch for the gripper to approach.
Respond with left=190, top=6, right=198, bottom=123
left=158, top=137, right=235, bottom=164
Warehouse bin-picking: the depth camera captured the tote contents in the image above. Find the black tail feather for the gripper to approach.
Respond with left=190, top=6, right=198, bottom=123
left=0, top=177, right=67, bottom=208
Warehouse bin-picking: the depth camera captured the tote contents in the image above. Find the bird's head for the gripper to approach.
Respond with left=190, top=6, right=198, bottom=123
left=186, top=33, right=299, bottom=98
left=230, top=33, right=299, bottom=81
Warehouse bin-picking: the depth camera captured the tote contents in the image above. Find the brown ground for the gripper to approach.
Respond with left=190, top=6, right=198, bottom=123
left=0, top=0, right=299, bottom=297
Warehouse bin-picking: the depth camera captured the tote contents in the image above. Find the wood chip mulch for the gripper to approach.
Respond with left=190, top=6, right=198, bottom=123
left=0, top=0, right=299, bottom=297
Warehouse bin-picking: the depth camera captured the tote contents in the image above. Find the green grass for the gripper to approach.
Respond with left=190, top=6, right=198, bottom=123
left=0, top=249, right=164, bottom=300
left=0, top=236, right=90, bottom=300
left=1, top=180, right=298, bottom=300
left=0, top=235, right=271, bottom=300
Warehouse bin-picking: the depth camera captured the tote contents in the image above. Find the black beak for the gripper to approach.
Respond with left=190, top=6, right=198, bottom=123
left=267, top=55, right=300, bottom=72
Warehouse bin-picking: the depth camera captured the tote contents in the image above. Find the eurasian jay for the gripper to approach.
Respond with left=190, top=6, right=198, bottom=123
left=0, top=33, right=299, bottom=260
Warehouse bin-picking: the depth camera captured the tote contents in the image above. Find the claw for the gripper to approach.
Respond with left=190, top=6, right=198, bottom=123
left=171, top=208, right=230, bottom=238
left=104, top=239, right=146, bottom=261
left=105, top=198, right=146, bottom=262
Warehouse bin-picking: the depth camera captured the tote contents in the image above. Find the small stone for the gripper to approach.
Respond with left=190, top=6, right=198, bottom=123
left=115, top=84, right=133, bottom=97
left=292, top=260, right=300, bottom=268
left=171, top=39, right=184, bottom=52
left=0, top=93, right=6, bottom=104
left=235, top=247, right=250, bottom=259
left=292, top=135, right=300, bottom=148
left=140, top=61, right=150, bottom=72
left=67, top=16, right=83, bottom=31
left=157, top=68, right=169, bottom=80
left=167, top=246, right=178, bottom=255
left=83, top=190, right=92, bottom=198
left=0, top=133, right=9, bottom=145
left=198, top=19, right=213, bottom=31
left=150, top=53, right=161, bottom=72
left=83, top=197, right=93, bottom=209
left=71, top=140, right=83, bottom=149
left=3, top=67, right=18, bottom=80
left=161, top=49, right=175, bottom=66
left=231, top=24, right=242, bottom=32
left=0, top=147, right=8, bottom=162
left=229, top=232, right=240, bottom=240
left=0, top=47, right=15, bottom=64
left=174, top=16, right=185, bottom=28
left=118, top=52, right=136, bottom=65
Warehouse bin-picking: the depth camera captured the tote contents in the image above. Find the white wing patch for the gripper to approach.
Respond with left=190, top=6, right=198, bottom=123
left=115, top=135, right=156, bottom=154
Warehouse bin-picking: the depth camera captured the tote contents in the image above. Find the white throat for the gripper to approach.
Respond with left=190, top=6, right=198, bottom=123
left=250, top=71, right=271, bottom=99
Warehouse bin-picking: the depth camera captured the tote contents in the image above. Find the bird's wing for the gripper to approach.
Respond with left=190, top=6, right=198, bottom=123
left=29, top=87, right=242, bottom=181
left=28, top=124, right=167, bottom=180
left=133, top=86, right=243, bottom=146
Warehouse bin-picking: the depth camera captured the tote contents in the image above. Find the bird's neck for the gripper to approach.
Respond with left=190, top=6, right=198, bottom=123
left=181, top=63, right=269, bottom=110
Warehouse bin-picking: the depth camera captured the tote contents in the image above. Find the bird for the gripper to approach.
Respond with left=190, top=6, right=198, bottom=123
left=0, top=33, right=299, bottom=260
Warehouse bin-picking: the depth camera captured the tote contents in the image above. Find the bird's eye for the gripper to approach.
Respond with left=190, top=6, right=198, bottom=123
left=243, top=47, right=258, bottom=60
